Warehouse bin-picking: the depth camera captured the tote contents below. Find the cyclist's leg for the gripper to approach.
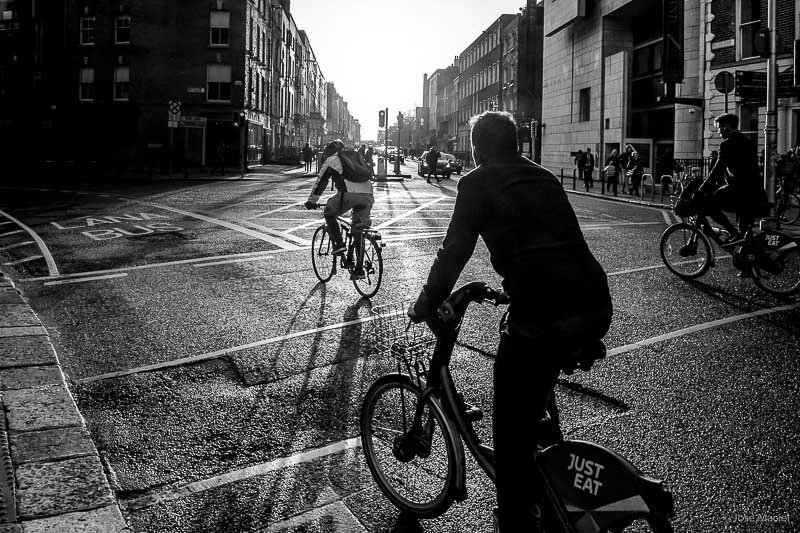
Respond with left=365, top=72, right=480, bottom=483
left=323, top=193, right=346, bottom=250
left=494, top=329, right=560, bottom=532
left=704, top=186, right=739, bottom=236
left=349, top=194, right=374, bottom=269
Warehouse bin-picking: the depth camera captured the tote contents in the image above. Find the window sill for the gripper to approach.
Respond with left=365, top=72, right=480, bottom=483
left=210, top=44, right=231, bottom=49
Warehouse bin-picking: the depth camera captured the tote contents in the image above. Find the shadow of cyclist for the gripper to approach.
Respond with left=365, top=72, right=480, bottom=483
left=390, top=512, right=424, bottom=532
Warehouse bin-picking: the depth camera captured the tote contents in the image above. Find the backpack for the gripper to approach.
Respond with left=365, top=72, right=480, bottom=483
left=338, top=149, right=372, bottom=183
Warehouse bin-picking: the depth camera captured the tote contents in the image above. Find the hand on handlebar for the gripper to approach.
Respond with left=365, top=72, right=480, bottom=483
left=304, top=201, right=319, bottom=210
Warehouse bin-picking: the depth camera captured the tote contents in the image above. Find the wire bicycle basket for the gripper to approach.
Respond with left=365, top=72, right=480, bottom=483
left=370, top=300, right=435, bottom=386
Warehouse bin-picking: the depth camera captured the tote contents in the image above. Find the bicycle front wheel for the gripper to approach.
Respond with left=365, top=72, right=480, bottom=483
left=360, top=374, right=461, bottom=518
left=659, top=222, right=713, bottom=279
left=353, top=234, right=383, bottom=298
left=778, top=193, right=800, bottom=225
left=311, top=225, right=335, bottom=282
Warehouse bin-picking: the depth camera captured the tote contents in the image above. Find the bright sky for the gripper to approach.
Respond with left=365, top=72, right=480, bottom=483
left=290, top=0, right=528, bottom=142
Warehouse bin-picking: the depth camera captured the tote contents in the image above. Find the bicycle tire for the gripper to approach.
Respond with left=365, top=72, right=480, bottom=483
left=751, top=234, right=800, bottom=296
left=311, top=225, right=335, bottom=282
left=659, top=222, right=712, bottom=279
left=777, top=193, right=800, bottom=225
left=352, top=233, right=383, bottom=298
left=360, top=374, right=461, bottom=518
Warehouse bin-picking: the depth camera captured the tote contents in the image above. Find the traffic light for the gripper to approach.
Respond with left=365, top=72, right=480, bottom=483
left=378, top=110, right=385, bottom=128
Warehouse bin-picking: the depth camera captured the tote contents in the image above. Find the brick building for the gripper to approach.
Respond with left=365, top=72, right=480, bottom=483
left=0, top=0, right=362, bottom=175
left=422, top=1, right=544, bottom=162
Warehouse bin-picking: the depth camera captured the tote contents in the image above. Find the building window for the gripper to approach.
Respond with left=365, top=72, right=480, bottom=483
left=114, top=66, right=129, bottom=100
left=739, top=0, right=761, bottom=59
left=739, top=102, right=760, bottom=142
left=79, top=67, right=94, bottom=101
left=578, top=87, right=590, bottom=122
left=115, top=15, right=131, bottom=44
left=207, top=64, right=231, bottom=102
left=210, top=11, right=230, bottom=46
left=80, top=16, right=95, bottom=45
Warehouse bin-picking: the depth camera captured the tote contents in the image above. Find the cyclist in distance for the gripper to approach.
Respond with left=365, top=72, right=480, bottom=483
left=408, top=111, right=613, bottom=531
left=305, top=139, right=374, bottom=280
left=698, top=113, right=765, bottom=242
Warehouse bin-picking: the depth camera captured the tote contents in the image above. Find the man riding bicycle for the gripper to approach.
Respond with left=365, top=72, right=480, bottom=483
left=408, top=111, right=612, bottom=531
left=698, top=113, right=765, bottom=243
left=305, top=139, right=374, bottom=280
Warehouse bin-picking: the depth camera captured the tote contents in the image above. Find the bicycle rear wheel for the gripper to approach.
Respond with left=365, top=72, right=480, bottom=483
left=353, top=234, right=383, bottom=298
left=778, top=193, right=800, bottom=225
left=360, top=374, right=460, bottom=518
left=311, top=225, right=335, bottom=282
left=751, top=232, right=800, bottom=295
left=659, top=222, right=712, bottom=279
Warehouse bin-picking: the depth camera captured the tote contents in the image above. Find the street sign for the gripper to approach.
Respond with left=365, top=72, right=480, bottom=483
left=736, top=70, right=800, bottom=101
left=186, top=87, right=205, bottom=94
left=178, top=116, right=207, bottom=128
left=168, top=99, right=182, bottom=127
left=714, top=71, right=734, bottom=94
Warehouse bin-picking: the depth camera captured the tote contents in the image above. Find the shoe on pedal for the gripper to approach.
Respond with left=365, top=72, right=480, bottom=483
left=350, top=268, right=366, bottom=280
left=736, top=269, right=752, bottom=279
left=331, top=244, right=347, bottom=256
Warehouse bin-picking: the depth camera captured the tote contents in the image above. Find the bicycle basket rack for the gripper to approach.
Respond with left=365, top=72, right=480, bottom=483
left=370, top=300, right=435, bottom=385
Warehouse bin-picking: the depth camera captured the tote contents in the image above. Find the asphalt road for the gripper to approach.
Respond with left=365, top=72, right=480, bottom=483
left=1, top=160, right=798, bottom=532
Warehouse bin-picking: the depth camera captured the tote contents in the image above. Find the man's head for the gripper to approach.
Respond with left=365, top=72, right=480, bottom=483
left=587, top=148, right=592, bottom=153
left=714, top=113, right=739, bottom=139
left=469, top=111, right=518, bottom=165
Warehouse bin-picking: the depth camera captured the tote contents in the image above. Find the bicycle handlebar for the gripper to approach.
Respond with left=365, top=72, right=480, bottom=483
left=437, top=281, right=508, bottom=326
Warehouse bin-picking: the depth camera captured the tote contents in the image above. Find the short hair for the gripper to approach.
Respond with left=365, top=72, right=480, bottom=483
left=714, top=113, right=739, bottom=129
left=469, top=111, right=518, bottom=158
left=323, top=139, right=344, bottom=158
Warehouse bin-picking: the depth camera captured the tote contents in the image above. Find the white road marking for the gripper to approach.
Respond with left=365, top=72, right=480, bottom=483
left=0, top=325, right=47, bottom=337
left=285, top=219, right=323, bottom=233
left=44, top=273, right=128, bottom=286
left=0, top=210, right=59, bottom=276
left=265, top=498, right=366, bottom=532
left=77, top=308, right=407, bottom=383
left=0, top=241, right=34, bottom=252
left=3, top=255, right=43, bottom=266
left=662, top=210, right=673, bottom=225
left=376, top=197, right=447, bottom=230
left=124, top=437, right=362, bottom=512
left=23, top=250, right=286, bottom=282
left=0, top=230, right=24, bottom=238
left=249, top=202, right=308, bottom=219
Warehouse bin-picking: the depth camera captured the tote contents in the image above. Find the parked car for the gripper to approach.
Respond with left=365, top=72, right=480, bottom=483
left=388, top=148, right=404, bottom=164
left=418, top=150, right=455, bottom=179
left=442, top=153, right=462, bottom=175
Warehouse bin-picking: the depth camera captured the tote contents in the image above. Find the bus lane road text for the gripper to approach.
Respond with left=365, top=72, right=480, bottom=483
left=50, top=213, right=183, bottom=241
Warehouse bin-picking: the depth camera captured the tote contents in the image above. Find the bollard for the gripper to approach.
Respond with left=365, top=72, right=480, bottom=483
left=572, top=168, right=577, bottom=190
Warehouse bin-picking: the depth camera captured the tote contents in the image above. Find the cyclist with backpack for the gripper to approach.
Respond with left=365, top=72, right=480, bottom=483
left=408, top=111, right=612, bottom=531
left=305, top=139, right=374, bottom=280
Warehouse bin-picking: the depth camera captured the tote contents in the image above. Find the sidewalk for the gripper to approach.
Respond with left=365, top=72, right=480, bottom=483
left=0, top=270, right=129, bottom=532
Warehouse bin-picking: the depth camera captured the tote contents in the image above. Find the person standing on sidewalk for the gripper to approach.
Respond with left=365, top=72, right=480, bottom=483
left=621, top=144, right=635, bottom=194
left=604, top=149, right=622, bottom=196
left=302, top=143, right=314, bottom=173
left=584, top=147, right=595, bottom=189
left=575, top=150, right=588, bottom=191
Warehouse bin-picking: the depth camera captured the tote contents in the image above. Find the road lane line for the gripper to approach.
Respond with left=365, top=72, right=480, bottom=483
left=0, top=210, right=59, bottom=276
left=0, top=241, right=34, bottom=251
left=77, top=308, right=407, bottom=383
left=3, top=255, right=43, bottom=266
left=249, top=202, right=305, bottom=219
left=662, top=210, right=673, bottom=225
left=44, top=273, right=128, bottom=286
left=265, top=498, right=366, bottom=532
left=375, top=197, right=447, bottom=230
left=23, top=250, right=286, bottom=282
left=124, top=437, right=362, bottom=512
left=0, top=230, right=24, bottom=238
left=284, top=219, right=323, bottom=233
left=0, top=325, right=48, bottom=337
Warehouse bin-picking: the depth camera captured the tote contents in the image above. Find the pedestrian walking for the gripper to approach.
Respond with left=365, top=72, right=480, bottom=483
left=621, top=144, right=635, bottom=193
left=627, top=151, right=644, bottom=196
left=604, top=149, right=622, bottom=196
left=584, top=147, right=595, bottom=189
left=426, top=146, right=440, bottom=183
left=365, top=145, right=375, bottom=178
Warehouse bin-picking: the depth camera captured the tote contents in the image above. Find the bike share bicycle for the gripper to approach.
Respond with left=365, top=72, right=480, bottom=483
left=360, top=281, right=675, bottom=532
left=661, top=189, right=800, bottom=296
left=309, top=204, right=385, bottom=298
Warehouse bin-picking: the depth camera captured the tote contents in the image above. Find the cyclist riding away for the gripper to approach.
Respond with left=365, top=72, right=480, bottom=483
left=407, top=111, right=612, bottom=531
left=305, top=139, right=374, bottom=280
left=698, top=113, right=765, bottom=243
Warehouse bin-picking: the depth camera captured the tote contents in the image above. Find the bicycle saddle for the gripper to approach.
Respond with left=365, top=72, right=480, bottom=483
left=560, top=339, right=607, bottom=375
left=537, top=440, right=674, bottom=533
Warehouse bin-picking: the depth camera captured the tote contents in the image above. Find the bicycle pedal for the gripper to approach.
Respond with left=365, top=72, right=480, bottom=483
left=464, top=402, right=483, bottom=422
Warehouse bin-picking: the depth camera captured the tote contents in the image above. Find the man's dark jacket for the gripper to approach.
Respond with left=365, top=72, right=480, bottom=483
left=416, top=156, right=611, bottom=338
left=706, top=130, right=760, bottom=192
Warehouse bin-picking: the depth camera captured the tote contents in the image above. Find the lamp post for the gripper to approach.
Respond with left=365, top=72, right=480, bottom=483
left=762, top=0, right=778, bottom=228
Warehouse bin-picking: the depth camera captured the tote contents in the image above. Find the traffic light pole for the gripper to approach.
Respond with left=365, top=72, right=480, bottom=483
left=763, top=0, right=778, bottom=228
